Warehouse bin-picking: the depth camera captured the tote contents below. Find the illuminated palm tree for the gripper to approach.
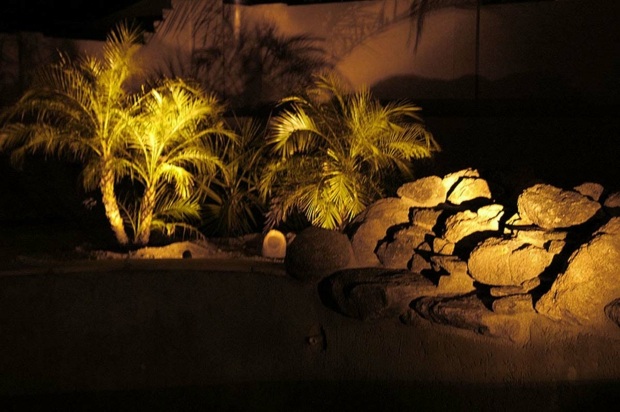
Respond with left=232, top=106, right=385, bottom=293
left=125, top=79, right=235, bottom=245
left=260, top=72, right=440, bottom=231
left=0, top=23, right=143, bottom=246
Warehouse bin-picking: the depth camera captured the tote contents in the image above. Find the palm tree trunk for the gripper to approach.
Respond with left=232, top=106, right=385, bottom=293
left=135, top=184, right=156, bottom=246
left=100, top=167, right=129, bottom=246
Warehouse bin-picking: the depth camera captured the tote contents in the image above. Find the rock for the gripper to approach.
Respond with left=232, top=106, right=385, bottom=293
left=574, top=182, right=604, bottom=202
left=431, top=256, right=476, bottom=295
left=285, top=226, right=356, bottom=281
left=261, top=229, right=287, bottom=259
left=468, top=237, right=555, bottom=287
left=376, top=226, right=429, bottom=269
left=443, top=204, right=504, bottom=244
left=490, top=277, right=541, bottom=297
left=410, top=253, right=432, bottom=273
left=405, top=294, right=531, bottom=343
left=517, top=184, right=601, bottom=230
left=432, top=237, right=455, bottom=255
left=603, top=192, right=620, bottom=216
left=605, top=299, right=620, bottom=328
left=396, top=176, right=446, bottom=207
left=447, top=177, right=493, bottom=205
left=348, top=197, right=415, bottom=267
left=319, top=268, right=436, bottom=320
left=505, top=212, right=534, bottom=228
left=410, top=208, right=443, bottom=232
left=535, top=217, right=620, bottom=327
left=492, top=294, right=534, bottom=315
left=513, top=229, right=568, bottom=250
left=442, top=168, right=480, bottom=193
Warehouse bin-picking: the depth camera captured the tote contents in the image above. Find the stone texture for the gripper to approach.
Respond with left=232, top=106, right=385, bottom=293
left=410, top=253, right=432, bottom=273
left=490, top=277, right=541, bottom=297
left=285, top=226, right=356, bottom=281
left=442, top=168, right=480, bottom=194
left=431, top=256, right=476, bottom=294
left=376, top=226, right=429, bottom=269
left=574, top=182, right=604, bottom=202
left=514, top=229, right=568, bottom=250
left=410, top=208, right=443, bottom=232
left=348, top=197, right=416, bottom=267
left=468, top=237, right=555, bottom=286
left=517, top=184, right=601, bottom=230
left=492, top=294, right=534, bottom=315
left=443, top=204, right=504, bottom=244
left=535, top=217, right=620, bottom=327
left=432, top=237, right=455, bottom=255
left=319, top=268, right=436, bottom=320
left=397, top=176, right=446, bottom=207
left=405, top=294, right=532, bottom=343
left=447, top=177, right=493, bottom=205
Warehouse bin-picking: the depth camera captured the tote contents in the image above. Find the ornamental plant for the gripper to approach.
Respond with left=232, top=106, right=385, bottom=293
left=260, top=72, right=440, bottom=231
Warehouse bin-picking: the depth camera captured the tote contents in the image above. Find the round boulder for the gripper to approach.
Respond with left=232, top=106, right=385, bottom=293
left=285, top=226, right=356, bottom=281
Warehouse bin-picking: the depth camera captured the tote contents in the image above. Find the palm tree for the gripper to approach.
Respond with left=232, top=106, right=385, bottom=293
left=201, top=115, right=268, bottom=237
left=0, top=23, right=144, bottom=246
left=260, top=72, right=440, bottom=231
left=124, top=79, right=235, bottom=246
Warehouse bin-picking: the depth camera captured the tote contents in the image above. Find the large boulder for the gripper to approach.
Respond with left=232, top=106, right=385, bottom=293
left=285, top=226, right=356, bottom=281
left=348, top=197, right=415, bottom=267
left=319, top=268, right=436, bottom=320
left=468, top=237, right=555, bottom=287
left=535, top=217, right=620, bottom=328
left=396, top=175, right=446, bottom=207
left=517, top=184, right=601, bottom=230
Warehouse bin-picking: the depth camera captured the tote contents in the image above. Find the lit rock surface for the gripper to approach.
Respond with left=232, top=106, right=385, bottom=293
left=447, top=177, right=492, bottom=205
left=517, top=184, right=601, bottom=229
left=348, top=197, right=415, bottom=267
left=574, top=182, right=604, bottom=202
left=535, top=217, right=620, bottom=327
left=442, top=204, right=504, bottom=244
left=468, top=237, right=554, bottom=286
left=441, top=168, right=480, bottom=193
left=396, top=175, right=446, bottom=207
left=431, top=256, right=476, bottom=295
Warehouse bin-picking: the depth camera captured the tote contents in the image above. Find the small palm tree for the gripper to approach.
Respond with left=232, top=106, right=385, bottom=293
left=0, top=23, right=143, bottom=246
left=260, top=73, right=440, bottom=231
left=124, top=79, right=235, bottom=245
left=201, top=115, right=268, bottom=237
